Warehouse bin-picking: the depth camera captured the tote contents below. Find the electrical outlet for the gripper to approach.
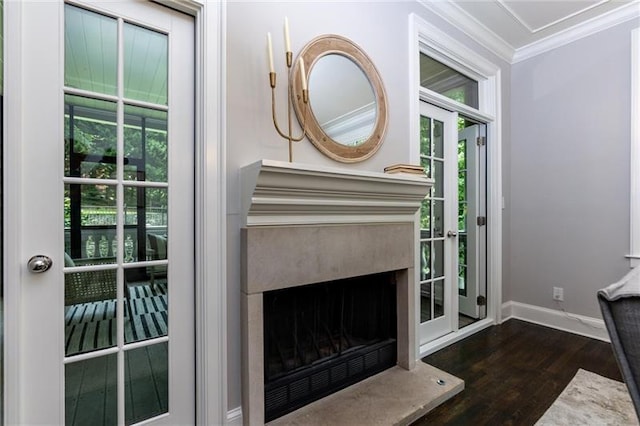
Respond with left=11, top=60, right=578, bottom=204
left=553, top=286, right=564, bottom=301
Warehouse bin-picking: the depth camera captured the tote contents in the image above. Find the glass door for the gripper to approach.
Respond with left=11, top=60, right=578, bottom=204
left=418, top=102, right=458, bottom=343
left=11, top=2, right=195, bottom=424
left=457, top=118, right=487, bottom=325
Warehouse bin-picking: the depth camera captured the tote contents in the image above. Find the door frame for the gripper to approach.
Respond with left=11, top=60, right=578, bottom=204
left=2, top=1, right=227, bottom=424
left=409, top=13, right=503, bottom=358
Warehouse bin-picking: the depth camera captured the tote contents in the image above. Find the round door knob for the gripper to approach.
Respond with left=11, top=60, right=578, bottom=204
left=447, top=231, right=458, bottom=238
left=28, top=255, right=53, bottom=273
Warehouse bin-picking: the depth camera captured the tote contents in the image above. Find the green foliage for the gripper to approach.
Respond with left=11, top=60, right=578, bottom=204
left=420, top=116, right=431, bottom=156
left=64, top=104, right=168, bottom=228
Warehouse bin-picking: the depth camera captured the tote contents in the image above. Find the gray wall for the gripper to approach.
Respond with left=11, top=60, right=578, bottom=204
left=509, top=19, right=639, bottom=318
left=225, top=1, right=511, bottom=412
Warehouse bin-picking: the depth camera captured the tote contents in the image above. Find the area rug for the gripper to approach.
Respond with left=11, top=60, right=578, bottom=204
left=65, top=281, right=168, bottom=355
left=535, top=369, right=638, bottom=425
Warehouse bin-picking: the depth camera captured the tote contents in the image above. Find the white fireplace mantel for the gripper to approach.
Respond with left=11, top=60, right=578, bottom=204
left=241, top=159, right=433, bottom=227
left=240, top=159, right=434, bottom=425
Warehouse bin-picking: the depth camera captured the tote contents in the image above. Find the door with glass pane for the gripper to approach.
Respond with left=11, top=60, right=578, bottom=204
left=457, top=123, right=480, bottom=319
left=418, top=102, right=458, bottom=343
left=14, top=2, right=194, bottom=424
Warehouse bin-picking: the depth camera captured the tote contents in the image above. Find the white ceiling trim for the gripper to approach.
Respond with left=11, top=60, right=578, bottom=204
left=496, top=0, right=609, bottom=34
left=417, top=0, right=515, bottom=64
left=513, top=1, right=640, bottom=63
left=420, top=0, right=640, bottom=64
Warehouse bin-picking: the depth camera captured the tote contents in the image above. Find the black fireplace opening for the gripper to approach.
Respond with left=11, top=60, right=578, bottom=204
left=263, top=271, right=397, bottom=421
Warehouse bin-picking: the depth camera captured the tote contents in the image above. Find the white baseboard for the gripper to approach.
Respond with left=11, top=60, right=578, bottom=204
left=227, top=407, right=242, bottom=426
left=501, top=300, right=610, bottom=342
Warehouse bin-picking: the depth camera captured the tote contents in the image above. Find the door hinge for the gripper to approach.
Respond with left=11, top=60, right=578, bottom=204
left=477, top=216, right=487, bottom=226
left=476, top=136, right=486, bottom=147
left=477, top=295, right=487, bottom=306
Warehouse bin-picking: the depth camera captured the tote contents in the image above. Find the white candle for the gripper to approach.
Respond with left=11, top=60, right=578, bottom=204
left=299, top=57, right=307, bottom=91
left=284, top=17, right=291, bottom=53
left=267, top=32, right=274, bottom=73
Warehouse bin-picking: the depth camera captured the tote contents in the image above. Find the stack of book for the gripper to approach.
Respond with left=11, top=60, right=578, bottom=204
left=383, top=164, right=425, bottom=176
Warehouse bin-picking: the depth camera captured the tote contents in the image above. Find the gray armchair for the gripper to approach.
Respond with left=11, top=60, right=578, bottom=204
left=598, top=267, right=640, bottom=419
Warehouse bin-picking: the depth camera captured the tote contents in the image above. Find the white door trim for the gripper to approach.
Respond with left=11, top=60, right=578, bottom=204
left=2, top=1, right=227, bottom=424
left=408, top=13, right=503, bottom=358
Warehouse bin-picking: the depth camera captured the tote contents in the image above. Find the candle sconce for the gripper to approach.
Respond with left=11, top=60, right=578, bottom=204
left=267, top=21, right=309, bottom=163
left=269, top=53, right=309, bottom=163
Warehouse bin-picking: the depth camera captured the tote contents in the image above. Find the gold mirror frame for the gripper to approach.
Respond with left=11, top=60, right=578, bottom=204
left=291, top=35, right=388, bottom=163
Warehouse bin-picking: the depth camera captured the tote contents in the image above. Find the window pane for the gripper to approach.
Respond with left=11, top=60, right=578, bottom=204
left=65, top=184, right=117, bottom=264
left=420, top=198, right=431, bottom=232
left=64, top=269, right=117, bottom=356
left=434, top=120, right=444, bottom=158
left=433, top=240, right=444, bottom=278
left=124, top=106, right=168, bottom=182
left=434, top=279, right=444, bottom=319
left=65, top=5, right=117, bottom=95
left=420, top=53, right=478, bottom=109
left=124, top=23, right=168, bottom=105
left=124, top=266, right=168, bottom=344
left=433, top=160, right=444, bottom=198
left=65, top=354, right=117, bottom=426
left=420, top=116, right=431, bottom=156
left=65, top=95, right=117, bottom=179
left=122, top=187, right=168, bottom=264
left=420, top=283, right=432, bottom=323
left=125, top=343, right=169, bottom=424
left=433, top=200, right=444, bottom=238
left=420, top=241, right=430, bottom=281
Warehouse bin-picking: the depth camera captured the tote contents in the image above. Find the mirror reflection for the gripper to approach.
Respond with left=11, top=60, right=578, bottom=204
left=308, top=54, right=377, bottom=147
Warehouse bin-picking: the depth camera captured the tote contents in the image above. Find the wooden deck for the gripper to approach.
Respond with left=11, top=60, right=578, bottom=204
left=65, top=342, right=168, bottom=425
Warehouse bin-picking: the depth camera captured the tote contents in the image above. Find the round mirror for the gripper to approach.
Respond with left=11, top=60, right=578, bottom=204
left=292, top=35, right=388, bottom=163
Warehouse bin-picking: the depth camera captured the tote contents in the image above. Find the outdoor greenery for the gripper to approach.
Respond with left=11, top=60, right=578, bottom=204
left=64, top=99, right=168, bottom=229
left=419, top=109, right=474, bottom=293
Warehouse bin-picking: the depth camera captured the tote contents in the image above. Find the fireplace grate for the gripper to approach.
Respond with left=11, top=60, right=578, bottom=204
left=264, top=338, right=396, bottom=422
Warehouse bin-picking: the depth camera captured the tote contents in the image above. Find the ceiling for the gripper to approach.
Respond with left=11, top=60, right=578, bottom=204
left=423, top=0, right=639, bottom=62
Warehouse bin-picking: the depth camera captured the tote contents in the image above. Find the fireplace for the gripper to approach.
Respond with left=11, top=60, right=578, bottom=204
left=263, top=272, right=397, bottom=421
left=241, top=160, right=432, bottom=425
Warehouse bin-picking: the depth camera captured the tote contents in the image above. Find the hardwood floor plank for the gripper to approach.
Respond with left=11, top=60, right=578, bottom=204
left=412, top=319, right=622, bottom=425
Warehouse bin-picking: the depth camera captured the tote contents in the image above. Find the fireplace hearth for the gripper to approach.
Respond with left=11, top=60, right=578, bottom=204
left=263, top=272, right=397, bottom=421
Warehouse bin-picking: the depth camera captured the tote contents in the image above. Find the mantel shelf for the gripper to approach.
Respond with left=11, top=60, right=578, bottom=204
left=241, top=159, right=433, bottom=227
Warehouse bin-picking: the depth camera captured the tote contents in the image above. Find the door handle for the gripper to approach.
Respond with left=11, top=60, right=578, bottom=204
left=28, top=255, right=53, bottom=273
left=447, top=230, right=458, bottom=238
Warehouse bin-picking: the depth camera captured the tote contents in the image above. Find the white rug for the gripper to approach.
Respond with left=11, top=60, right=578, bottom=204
left=536, top=369, right=638, bottom=425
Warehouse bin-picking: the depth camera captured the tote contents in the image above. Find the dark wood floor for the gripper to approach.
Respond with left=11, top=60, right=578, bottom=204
left=413, top=319, right=622, bottom=425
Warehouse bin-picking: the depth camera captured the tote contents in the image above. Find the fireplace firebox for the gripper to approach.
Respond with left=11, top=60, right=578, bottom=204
left=263, top=272, right=397, bottom=421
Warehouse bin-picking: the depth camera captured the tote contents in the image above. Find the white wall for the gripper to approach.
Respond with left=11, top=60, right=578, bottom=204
left=225, top=1, right=511, bottom=413
left=509, top=20, right=639, bottom=319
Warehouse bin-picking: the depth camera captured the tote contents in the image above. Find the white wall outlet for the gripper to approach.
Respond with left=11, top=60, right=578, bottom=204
left=553, top=286, right=564, bottom=301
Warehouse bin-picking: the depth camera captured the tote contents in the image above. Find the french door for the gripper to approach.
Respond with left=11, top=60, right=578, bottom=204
left=7, top=2, right=195, bottom=424
left=418, top=102, right=458, bottom=342
left=418, top=102, right=486, bottom=344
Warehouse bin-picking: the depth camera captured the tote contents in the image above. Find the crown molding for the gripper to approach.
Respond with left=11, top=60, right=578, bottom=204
left=417, top=0, right=515, bottom=64
left=496, top=0, right=610, bottom=34
left=513, top=1, right=640, bottom=63
left=419, top=0, right=639, bottom=64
